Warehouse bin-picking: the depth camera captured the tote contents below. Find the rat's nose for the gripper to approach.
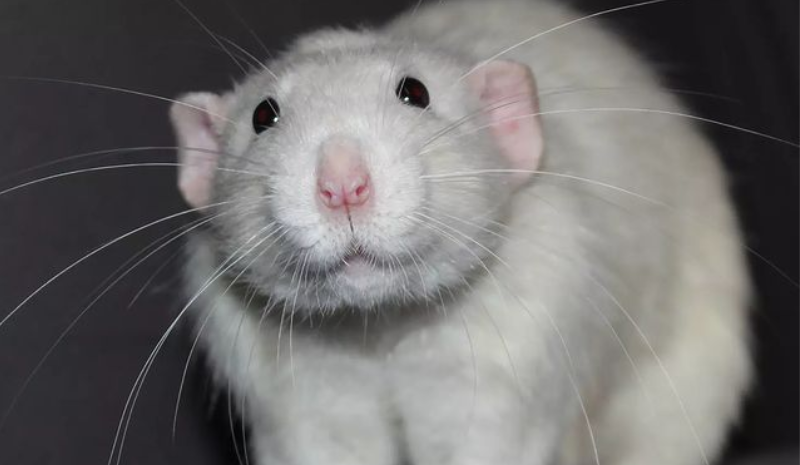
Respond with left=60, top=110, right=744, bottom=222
left=317, top=137, right=371, bottom=209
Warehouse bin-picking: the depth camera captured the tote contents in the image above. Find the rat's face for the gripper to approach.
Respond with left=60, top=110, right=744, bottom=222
left=170, top=31, right=543, bottom=312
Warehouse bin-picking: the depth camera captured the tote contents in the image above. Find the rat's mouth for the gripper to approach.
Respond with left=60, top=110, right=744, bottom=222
left=337, top=245, right=375, bottom=276
left=329, top=243, right=395, bottom=280
left=341, top=244, right=369, bottom=266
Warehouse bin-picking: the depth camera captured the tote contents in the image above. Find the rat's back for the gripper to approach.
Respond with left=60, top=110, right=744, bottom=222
left=387, top=1, right=752, bottom=464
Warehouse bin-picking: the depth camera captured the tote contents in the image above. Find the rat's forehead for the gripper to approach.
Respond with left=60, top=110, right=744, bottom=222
left=228, top=43, right=471, bottom=120
left=278, top=54, right=397, bottom=92
left=237, top=42, right=464, bottom=97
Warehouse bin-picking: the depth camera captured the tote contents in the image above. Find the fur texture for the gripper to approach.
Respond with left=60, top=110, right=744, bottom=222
left=172, top=1, right=751, bottom=464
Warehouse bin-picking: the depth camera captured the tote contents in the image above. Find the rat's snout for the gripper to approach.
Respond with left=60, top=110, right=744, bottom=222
left=317, top=136, right=371, bottom=210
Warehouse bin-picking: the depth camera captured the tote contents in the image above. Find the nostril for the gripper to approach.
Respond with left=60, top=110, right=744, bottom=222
left=319, top=182, right=342, bottom=208
left=346, top=176, right=370, bottom=206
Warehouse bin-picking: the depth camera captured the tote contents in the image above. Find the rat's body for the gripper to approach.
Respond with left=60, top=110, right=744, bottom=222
left=172, top=1, right=751, bottom=464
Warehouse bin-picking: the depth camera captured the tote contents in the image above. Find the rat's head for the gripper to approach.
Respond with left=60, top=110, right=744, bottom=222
left=169, top=29, right=543, bottom=312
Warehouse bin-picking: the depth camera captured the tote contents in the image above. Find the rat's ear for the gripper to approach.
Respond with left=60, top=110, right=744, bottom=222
left=169, top=92, right=230, bottom=209
left=467, top=60, right=543, bottom=184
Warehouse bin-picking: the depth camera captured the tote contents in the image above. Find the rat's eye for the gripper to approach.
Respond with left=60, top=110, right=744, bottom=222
left=396, top=77, right=429, bottom=109
left=252, top=98, right=280, bottom=134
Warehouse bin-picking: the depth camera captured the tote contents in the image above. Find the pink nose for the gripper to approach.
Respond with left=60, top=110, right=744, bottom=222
left=317, top=137, right=371, bottom=209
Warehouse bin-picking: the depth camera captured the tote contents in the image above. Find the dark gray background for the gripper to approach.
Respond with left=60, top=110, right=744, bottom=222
left=0, top=0, right=796, bottom=464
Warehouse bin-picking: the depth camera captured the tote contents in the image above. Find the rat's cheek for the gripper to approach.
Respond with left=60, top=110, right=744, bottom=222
left=370, top=157, right=426, bottom=215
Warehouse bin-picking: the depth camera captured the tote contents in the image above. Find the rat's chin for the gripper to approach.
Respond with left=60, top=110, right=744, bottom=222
left=334, top=256, right=391, bottom=291
left=321, top=257, right=408, bottom=309
left=338, top=253, right=374, bottom=278
left=266, top=250, right=425, bottom=311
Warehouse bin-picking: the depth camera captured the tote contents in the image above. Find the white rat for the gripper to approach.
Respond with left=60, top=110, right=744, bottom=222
left=169, top=0, right=751, bottom=464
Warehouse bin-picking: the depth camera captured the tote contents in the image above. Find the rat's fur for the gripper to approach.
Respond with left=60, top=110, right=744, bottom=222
left=173, top=1, right=751, bottom=464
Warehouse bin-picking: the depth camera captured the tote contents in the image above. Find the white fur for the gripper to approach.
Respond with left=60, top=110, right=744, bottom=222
left=175, top=1, right=751, bottom=464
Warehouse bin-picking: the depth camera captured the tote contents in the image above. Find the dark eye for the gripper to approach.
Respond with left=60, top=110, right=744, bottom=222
left=396, top=76, right=430, bottom=109
left=252, top=98, right=280, bottom=134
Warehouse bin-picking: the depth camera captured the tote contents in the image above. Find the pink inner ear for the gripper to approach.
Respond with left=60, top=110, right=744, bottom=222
left=468, top=60, right=544, bottom=184
left=169, top=93, right=227, bottom=209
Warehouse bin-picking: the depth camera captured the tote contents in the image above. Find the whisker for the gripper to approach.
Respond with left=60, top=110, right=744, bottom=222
left=171, top=223, right=282, bottom=439
left=240, top=295, right=278, bottom=465
left=126, top=246, right=185, bottom=310
left=423, top=169, right=668, bottom=206
left=222, top=232, right=283, bottom=465
left=506, top=286, right=602, bottom=465
left=0, top=162, right=270, bottom=199
left=171, top=0, right=249, bottom=74
left=214, top=33, right=276, bottom=77
left=418, top=204, right=511, bottom=243
left=415, top=94, right=530, bottom=151
left=432, top=106, right=799, bottom=149
left=171, top=227, right=287, bottom=462
left=0, top=145, right=267, bottom=186
left=492, top=190, right=712, bottom=464
left=0, top=76, right=240, bottom=127
left=408, top=213, right=525, bottom=398
left=0, top=201, right=262, bottom=432
left=288, top=251, right=311, bottom=389
left=457, top=0, right=673, bottom=83
left=412, top=211, right=509, bottom=268
left=403, top=0, right=675, bottom=128
left=225, top=1, right=274, bottom=60
left=424, top=168, right=798, bottom=288
left=585, top=269, right=711, bottom=465
left=401, top=215, right=482, bottom=437
left=419, top=84, right=748, bottom=155
left=537, top=84, right=741, bottom=105
left=0, top=198, right=250, bottom=331
left=109, top=220, right=280, bottom=465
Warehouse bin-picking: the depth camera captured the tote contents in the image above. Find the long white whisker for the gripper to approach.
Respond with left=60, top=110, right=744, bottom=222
left=288, top=251, right=310, bottom=389
left=433, top=106, right=799, bottom=149
left=108, top=221, right=279, bottom=465
left=0, top=199, right=246, bottom=331
left=457, top=0, right=673, bottom=83
left=225, top=2, right=274, bottom=59
left=171, top=0, right=249, bottom=74
left=0, top=76, right=240, bottom=126
left=223, top=226, right=289, bottom=465
left=538, top=84, right=741, bottom=105
left=585, top=270, right=711, bottom=465
left=423, top=169, right=666, bottom=206
left=418, top=204, right=511, bottom=243
left=214, top=33, right=276, bottom=77
left=501, top=200, right=708, bottom=464
left=0, top=206, right=240, bottom=431
left=0, top=162, right=269, bottom=199
left=507, top=287, right=602, bottom=465
left=425, top=169, right=798, bottom=288
left=171, top=223, right=282, bottom=439
left=0, top=145, right=268, bottom=188
left=240, top=294, right=277, bottom=465
left=409, top=213, right=525, bottom=399
left=126, top=246, right=185, bottom=310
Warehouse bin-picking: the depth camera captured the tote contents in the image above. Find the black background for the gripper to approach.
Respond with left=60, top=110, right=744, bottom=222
left=0, top=0, right=796, bottom=464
